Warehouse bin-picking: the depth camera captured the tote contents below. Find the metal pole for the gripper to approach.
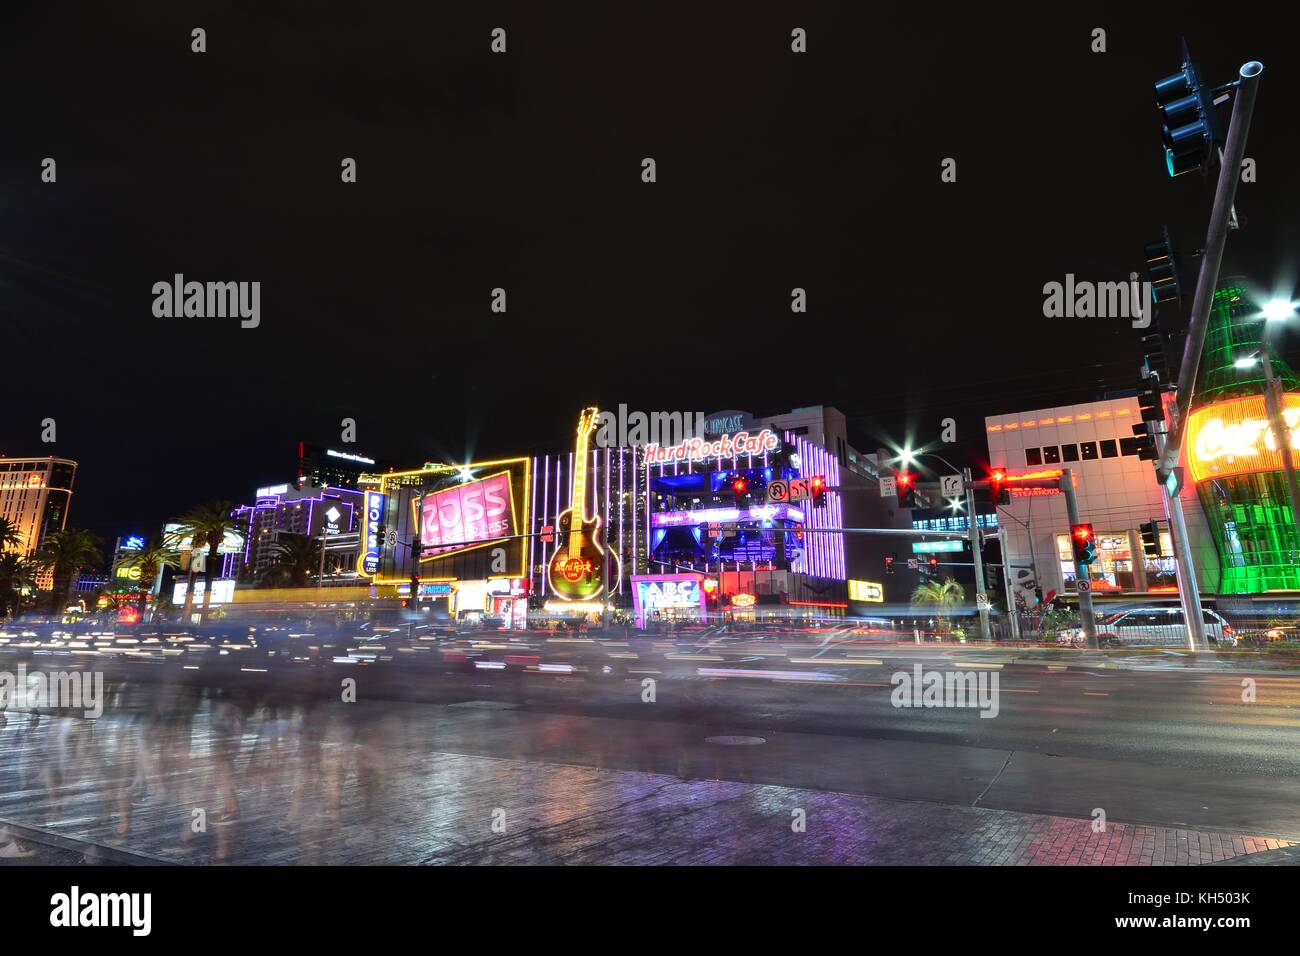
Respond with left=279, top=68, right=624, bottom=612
left=1162, top=60, right=1264, bottom=471
left=999, top=527, right=1020, bottom=641
left=1151, top=401, right=1208, bottom=651
left=1059, top=468, right=1098, bottom=649
left=1260, top=324, right=1300, bottom=536
left=963, top=467, right=991, bottom=641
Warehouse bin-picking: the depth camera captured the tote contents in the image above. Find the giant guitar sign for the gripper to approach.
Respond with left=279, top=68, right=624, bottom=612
left=548, top=407, right=621, bottom=601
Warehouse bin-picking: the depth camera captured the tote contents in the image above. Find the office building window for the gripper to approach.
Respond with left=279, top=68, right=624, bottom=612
left=1062, top=443, right=1079, bottom=462
left=1043, top=446, right=1061, bottom=464
left=1025, top=448, right=1042, bottom=466
left=1100, top=440, right=1118, bottom=458
left=1080, top=441, right=1098, bottom=461
left=1119, top=437, right=1144, bottom=457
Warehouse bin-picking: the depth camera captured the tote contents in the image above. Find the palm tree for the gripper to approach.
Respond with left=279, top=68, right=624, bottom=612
left=911, top=577, right=966, bottom=636
left=37, top=529, right=104, bottom=613
left=120, top=538, right=181, bottom=622
left=168, top=502, right=243, bottom=622
left=261, top=533, right=321, bottom=588
left=0, top=553, right=38, bottom=619
left=0, top=516, right=25, bottom=553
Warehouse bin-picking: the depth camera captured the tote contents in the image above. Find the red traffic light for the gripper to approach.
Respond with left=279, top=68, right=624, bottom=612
left=1071, top=523, right=1094, bottom=542
left=732, top=477, right=749, bottom=494
left=896, top=472, right=913, bottom=487
left=991, top=470, right=1005, bottom=482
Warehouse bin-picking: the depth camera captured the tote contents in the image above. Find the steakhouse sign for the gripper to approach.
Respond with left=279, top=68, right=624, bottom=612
left=1186, top=394, right=1300, bottom=483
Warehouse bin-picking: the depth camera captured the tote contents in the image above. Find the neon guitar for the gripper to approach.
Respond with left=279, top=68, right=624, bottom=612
left=548, top=407, right=620, bottom=601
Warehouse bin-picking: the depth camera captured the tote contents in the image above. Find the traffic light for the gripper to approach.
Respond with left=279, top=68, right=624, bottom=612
left=884, top=553, right=895, bottom=575
left=989, top=470, right=1011, bottom=505
left=809, top=475, right=826, bottom=506
left=1143, top=230, right=1182, bottom=308
left=1130, top=421, right=1159, bottom=460
left=895, top=473, right=919, bottom=508
left=1137, top=382, right=1165, bottom=423
left=1070, top=523, right=1097, bottom=566
left=732, top=476, right=749, bottom=496
left=1139, top=331, right=1172, bottom=381
left=1139, top=520, right=1163, bottom=557
left=928, top=554, right=939, bottom=572
left=1154, top=55, right=1222, bottom=178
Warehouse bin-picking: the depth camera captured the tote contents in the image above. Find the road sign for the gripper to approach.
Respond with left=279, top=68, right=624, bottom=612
left=907, top=558, right=920, bottom=570
left=386, top=530, right=397, bottom=547
left=540, top=525, right=554, bottom=544
left=940, top=474, right=964, bottom=497
left=1076, top=579, right=1091, bottom=593
left=788, top=477, right=811, bottom=501
left=976, top=592, right=990, bottom=609
left=879, top=476, right=896, bottom=498
left=708, top=522, right=721, bottom=539
left=766, top=479, right=790, bottom=503
left=912, top=539, right=964, bottom=553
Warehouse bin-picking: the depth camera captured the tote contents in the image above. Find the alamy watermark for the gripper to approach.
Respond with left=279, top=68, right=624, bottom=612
left=1042, top=275, right=1152, bottom=329
left=0, top=664, right=104, bottom=719
left=890, top=663, right=999, bottom=718
left=152, top=274, right=260, bottom=328
left=593, top=405, right=705, bottom=449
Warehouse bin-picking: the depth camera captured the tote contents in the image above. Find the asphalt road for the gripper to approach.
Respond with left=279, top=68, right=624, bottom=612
left=3, top=626, right=1300, bottom=860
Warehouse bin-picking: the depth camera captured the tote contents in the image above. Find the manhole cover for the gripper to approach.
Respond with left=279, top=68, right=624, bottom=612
left=704, top=735, right=766, bottom=746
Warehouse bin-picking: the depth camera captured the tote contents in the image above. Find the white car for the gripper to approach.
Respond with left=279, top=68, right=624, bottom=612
left=1056, top=607, right=1236, bottom=648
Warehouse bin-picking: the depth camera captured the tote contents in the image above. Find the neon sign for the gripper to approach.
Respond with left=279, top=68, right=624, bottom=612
left=730, top=592, right=757, bottom=608
left=357, top=490, right=386, bottom=576
left=643, top=429, right=780, bottom=466
left=631, top=574, right=709, bottom=626
left=848, top=579, right=884, bottom=602
left=1187, top=394, right=1300, bottom=483
left=420, top=471, right=513, bottom=557
left=651, top=504, right=805, bottom=527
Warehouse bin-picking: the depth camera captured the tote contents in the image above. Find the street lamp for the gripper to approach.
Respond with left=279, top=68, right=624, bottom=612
left=1258, top=299, right=1300, bottom=536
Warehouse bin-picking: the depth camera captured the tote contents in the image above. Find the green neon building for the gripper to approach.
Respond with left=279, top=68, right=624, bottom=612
left=1191, top=280, right=1300, bottom=592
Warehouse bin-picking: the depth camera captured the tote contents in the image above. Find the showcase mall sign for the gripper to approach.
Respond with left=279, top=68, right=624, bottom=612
left=644, top=429, right=780, bottom=466
left=1187, top=393, right=1300, bottom=483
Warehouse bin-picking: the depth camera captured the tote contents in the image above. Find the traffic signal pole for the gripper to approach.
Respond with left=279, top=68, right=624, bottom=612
left=1152, top=58, right=1261, bottom=652
left=1059, top=468, right=1098, bottom=650
left=1160, top=60, right=1262, bottom=470
left=963, top=468, right=991, bottom=642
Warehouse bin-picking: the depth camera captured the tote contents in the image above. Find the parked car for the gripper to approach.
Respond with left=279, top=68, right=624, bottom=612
left=1056, top=606, right=1236, bottom=648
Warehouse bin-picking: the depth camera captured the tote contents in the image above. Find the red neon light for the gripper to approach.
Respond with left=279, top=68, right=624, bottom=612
left=787, top=600, right=849, bottom=609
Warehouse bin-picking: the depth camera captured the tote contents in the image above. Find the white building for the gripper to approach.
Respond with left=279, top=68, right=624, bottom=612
left=985, top=397, right=1219, bottom=603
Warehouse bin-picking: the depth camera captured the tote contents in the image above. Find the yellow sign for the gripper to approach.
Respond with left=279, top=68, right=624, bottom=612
left=115, top=565, right=141, bottom=581
left=848, top=579, right=884, bottom=603
left=1187, top=393, right=1300, bottom=483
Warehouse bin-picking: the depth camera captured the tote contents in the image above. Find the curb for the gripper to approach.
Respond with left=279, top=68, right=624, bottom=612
left=0, top=819, right=178, bottom=866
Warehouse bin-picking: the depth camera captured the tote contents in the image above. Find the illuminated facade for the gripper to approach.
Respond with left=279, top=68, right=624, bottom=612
left=0, top=456, right=78, bottom=588
left=986, top=399, right=1218, bottom=601
left=1189, top=282, right=1300, bottom=592
left=229, top=484, right=363, bottom=583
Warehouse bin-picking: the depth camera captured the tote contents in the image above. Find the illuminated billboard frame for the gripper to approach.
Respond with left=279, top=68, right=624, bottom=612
left=411, top=469, right=517, bottom=561
left=372, top=457, right=531, bottom=585
left=1186, top=393, right=1300, bottom=483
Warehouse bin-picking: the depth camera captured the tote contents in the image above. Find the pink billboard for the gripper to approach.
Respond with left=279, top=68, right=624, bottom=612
left=419, top=471, right=514, bottom=556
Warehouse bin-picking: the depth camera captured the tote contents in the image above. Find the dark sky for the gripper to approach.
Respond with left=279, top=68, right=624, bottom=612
left=3, top=2, right=1298, bottom=548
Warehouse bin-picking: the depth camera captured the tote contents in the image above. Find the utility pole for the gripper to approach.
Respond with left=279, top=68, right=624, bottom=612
left=963, top=467, right=991, bottom=641
left=998, top=527, right=1021, bottom=641
left=1059, top=468, right=1098, bottom=649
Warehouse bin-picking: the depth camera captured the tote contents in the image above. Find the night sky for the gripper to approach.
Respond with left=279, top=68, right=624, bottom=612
left=3, top=2, right=1298, bottom=549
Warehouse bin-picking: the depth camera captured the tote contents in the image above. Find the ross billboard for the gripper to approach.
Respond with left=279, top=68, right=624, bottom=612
left=358, top=489, right=386, bottom=576
left=419, top=471, right=514, bottom=557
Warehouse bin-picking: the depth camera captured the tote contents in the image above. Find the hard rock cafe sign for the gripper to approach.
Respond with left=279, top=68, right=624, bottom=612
left=1186, top=393, right=1300, bottom=483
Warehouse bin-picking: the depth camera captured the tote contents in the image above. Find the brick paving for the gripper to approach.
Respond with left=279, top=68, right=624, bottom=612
left=0, top=699, right=1294, bottom=866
